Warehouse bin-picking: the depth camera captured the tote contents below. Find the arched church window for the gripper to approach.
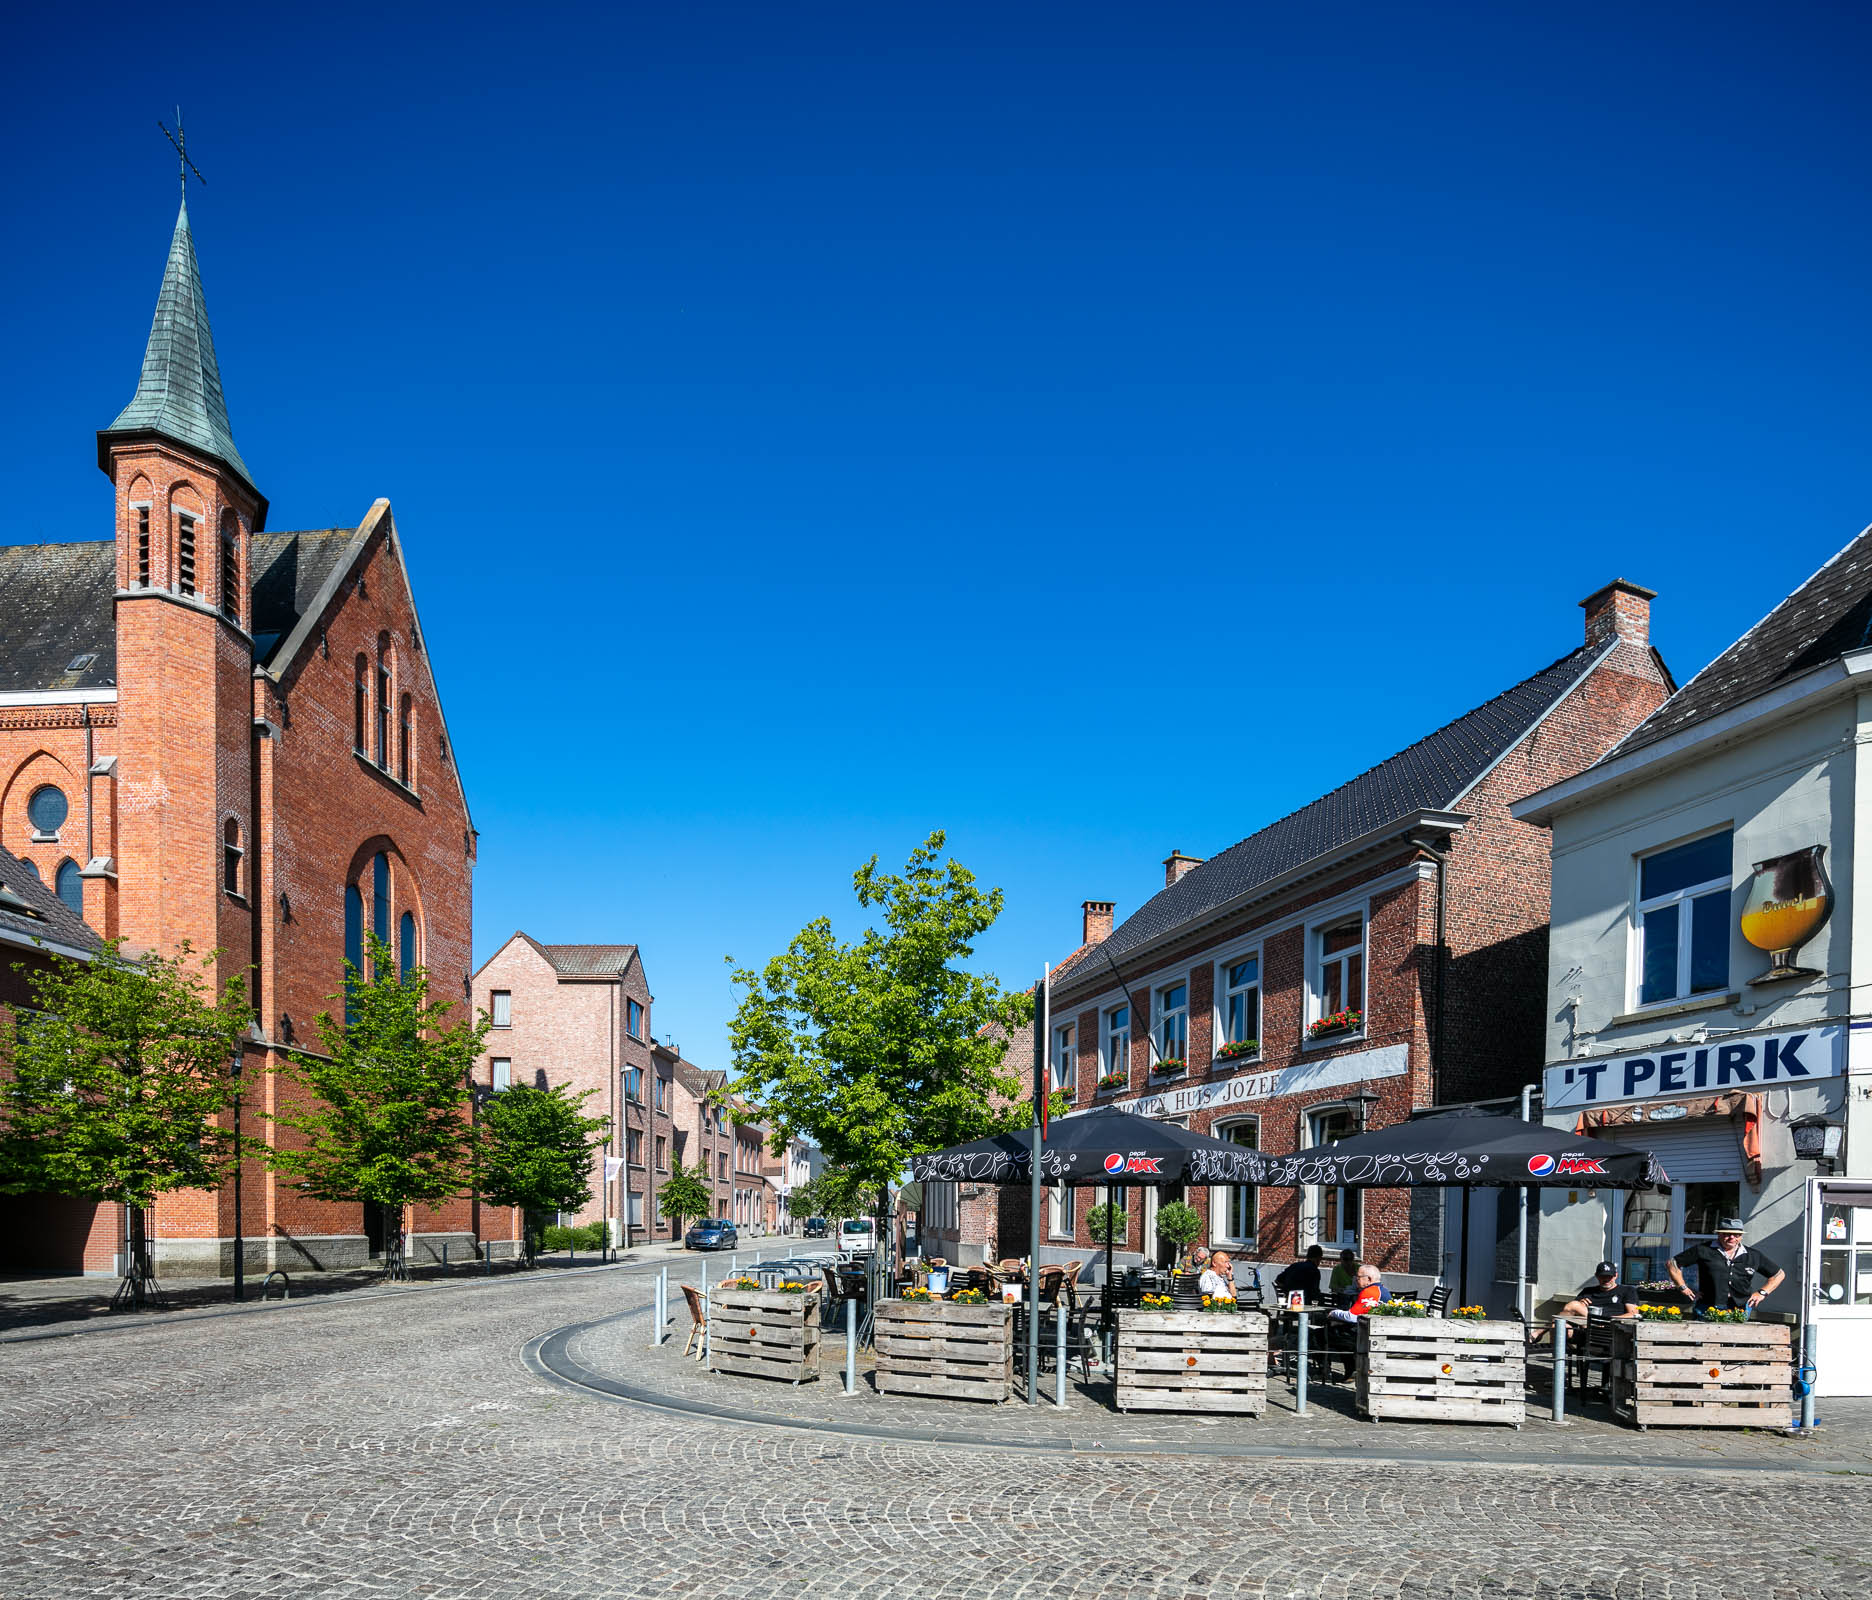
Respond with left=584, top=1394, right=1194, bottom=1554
left=353, top=656, right=368, bottom=754
left=344, top=884, right=364, bottom=1025
left=375, top=635, right=393, bottom=770
left=398, top=694, right=413, bottom=786
left=223, top=818, right=243, bottom=897
left=28, top=786, right=68, bottom=839
left=399, top=910, right=416, bottom=979
left=373, top=852, right=390, bottom=946
left=55, top=860, right=82, bottom=915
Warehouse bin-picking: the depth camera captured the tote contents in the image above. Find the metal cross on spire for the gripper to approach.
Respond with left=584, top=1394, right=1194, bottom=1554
left=158, top=108, right=206, bottom=200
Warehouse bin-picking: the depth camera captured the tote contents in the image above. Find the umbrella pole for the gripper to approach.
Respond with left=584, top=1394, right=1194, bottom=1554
left=1103, top=1184, right=1118, bottom=1368
left=1459, top=1185, right=1471, bottom=1309
left=1027, top=967, right=1048, bottom=1406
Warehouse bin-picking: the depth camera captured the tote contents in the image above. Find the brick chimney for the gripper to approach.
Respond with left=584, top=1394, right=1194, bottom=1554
left=1081, top=900, right=1115, bottom=945
left=1580, top=578, right=1655, bottom=651
left=1163, top=850, right=1204, bottom=888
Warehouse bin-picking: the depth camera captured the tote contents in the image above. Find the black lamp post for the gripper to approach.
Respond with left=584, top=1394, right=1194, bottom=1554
left=230, top=1049, right=244, bottom=1302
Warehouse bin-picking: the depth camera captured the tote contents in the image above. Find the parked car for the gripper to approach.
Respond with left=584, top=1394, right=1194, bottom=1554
left=839, top=1217, right=876, bottom=1252
left=685, top=1219, right=739, bottom=1251
left=802, top=1217, right=828, bottom=1239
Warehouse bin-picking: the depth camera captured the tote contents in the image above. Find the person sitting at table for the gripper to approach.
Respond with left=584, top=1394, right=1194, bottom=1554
left=1328, top=1249, right=1359, bottom=1298
left=1186, top=1245, right=1212, bottom=1274
left=1275, top=1245, right=1325, bottom=1302
left=1328, top=1265, right=1383, bottom=1322
left=1199, top=1251, right=1237, bottom=1301
left=1562, top=1261, right=1639, bottom=1321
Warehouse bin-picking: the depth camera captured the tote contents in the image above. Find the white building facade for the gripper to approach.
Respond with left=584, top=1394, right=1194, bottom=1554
left=1515, top=536, right=1872, bottom=1394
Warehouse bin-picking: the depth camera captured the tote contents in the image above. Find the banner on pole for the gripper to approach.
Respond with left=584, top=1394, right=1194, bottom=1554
left=603, top=1156, right=624, bottom=1181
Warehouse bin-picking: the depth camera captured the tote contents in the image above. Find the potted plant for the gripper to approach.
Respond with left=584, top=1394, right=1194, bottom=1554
left=1307, top=1009, right=1362, bottom=1041
left=1216, top=1038, right=1259, bottom=1061
left=1153, top=1200, right=1202, bottom=1266
left=1150, top=1057, right=1187, bottom=1078
left=1086, top=1201, right=1127, bottom=1246
left=1096, top=1071, right=1127, bottom=1093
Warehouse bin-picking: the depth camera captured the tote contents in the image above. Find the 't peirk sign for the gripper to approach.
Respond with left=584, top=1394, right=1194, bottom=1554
left=1544, top=1025, right=1844, bottom=1109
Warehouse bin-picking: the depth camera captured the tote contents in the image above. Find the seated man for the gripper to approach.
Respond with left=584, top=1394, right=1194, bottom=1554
left=1329, top=1265, right=1383, bottom=1322
left=1562, top=1261, right=1639, bottom=1321
left=1328, top=1248, right=1360, bottom=1299
left=1198, top=1251, right=1237, bottom=1302
left=1274, top=1244, right=1325, bottom=1303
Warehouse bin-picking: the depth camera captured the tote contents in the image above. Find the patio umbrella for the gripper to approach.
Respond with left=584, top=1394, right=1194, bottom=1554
left=911, top=1107, right=1258, bottom=1315
left=1240, top=1105, right=1670, bottom=1307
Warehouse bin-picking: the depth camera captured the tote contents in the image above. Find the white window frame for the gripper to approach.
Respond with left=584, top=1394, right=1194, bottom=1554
left=1305, top=909, right=1367, bottom=1045
left=489, top=990, right=512, bottom=1028
left=1050, top=1022, right=1076, bottom=1095
left=1631, top=829, right=1733, bottom=1010
left=1048, top=1183, right=1073, bottom=1240
left=1100, top=1003, right=1131, bottom=1091
left=491, top=1058, right=511, bottom=1091
left=1209, top=1115, right=1260, bottom=1247
left=1213, top=945, right=1262, bottom=1063
left=1299, top=1104, right=1358, bottom=1248
left=1154, top=980, right=1189, bottom=1064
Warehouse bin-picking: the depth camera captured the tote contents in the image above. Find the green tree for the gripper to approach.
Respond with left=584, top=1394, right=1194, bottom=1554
left=1085, top=1201, right=1128, bottom=1246
left=475, top=1081, right=609, bottom=1262
left=266, top=933, right=486, bottom=1276
left=726, top=831, right=1031, bottom=1233
left=657, top=1158, right=713, bottom=1242
left=1153, top=1200, right=1203, bottom=1266
left=0, top=941, right=250, bottom=1304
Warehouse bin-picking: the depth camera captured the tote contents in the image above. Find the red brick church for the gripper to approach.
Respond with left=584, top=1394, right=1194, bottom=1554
left=0, top=196, right=495, bottom=1276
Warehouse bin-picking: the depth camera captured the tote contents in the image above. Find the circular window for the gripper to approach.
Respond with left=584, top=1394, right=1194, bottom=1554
left=27, top=786, right=68, bottom=835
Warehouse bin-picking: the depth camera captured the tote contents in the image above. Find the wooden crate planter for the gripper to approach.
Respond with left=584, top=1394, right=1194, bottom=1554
left=875, top=1298, right=1014, bottom=1403
left=1609, top=1320, right=1792, bottom=1431
left=708, top=1285, right=822, bottom=1386
left=1357, top=1318, right=1526, bottom=1426
left=1115, top=1309, right=1268, bottom=1415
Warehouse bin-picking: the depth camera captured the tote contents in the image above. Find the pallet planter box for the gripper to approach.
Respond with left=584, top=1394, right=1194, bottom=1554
left=708, top=1285, right=823, bottom=1386
left=1115, top=1308, right=1268, bottom=1415
left=1609, top=1320, right=1792, bottom=1431
left=875, top=1298, right=1014, bottom=1403
left=1357, top=1318, right=1525, bottom=1426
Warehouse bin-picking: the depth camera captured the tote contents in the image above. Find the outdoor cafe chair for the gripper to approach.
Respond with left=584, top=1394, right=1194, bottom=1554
left=1425, top=1284, right=1452, bottom=1316
left=680, top=1284, right=708, bottom=1359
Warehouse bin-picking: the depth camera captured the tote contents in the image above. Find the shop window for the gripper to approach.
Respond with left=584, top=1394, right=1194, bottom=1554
left=1619, top=1180, right=1741, bottom=1286
left=1637, top=830, right=1733, bottom=1006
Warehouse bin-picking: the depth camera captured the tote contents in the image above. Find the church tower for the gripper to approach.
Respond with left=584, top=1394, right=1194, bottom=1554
left=97, top=196, right=264, bottom=986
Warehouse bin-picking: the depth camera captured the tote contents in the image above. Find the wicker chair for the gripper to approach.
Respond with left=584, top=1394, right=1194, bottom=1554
left=681, top=1283, right=708, bottom=1359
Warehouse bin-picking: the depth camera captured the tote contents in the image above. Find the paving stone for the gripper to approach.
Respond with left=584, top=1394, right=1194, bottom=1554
left=0, top=1258, right=1864, bottom=1600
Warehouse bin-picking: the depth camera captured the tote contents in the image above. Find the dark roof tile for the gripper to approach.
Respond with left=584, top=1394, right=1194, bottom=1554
left=0, top=843, right=103, bottom=956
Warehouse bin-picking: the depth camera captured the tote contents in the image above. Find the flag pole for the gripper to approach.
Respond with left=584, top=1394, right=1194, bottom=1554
left=1027, top=964, right=1048, bottom=1404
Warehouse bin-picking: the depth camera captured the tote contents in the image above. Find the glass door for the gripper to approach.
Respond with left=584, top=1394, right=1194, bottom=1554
left=1812, top=1189, right=1872, bottom=1397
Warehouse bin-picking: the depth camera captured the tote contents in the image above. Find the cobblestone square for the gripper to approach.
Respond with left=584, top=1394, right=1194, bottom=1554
left=1, top=1261, right=1867, bottom=1599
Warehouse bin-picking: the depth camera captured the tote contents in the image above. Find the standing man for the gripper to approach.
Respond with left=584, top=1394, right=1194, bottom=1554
left=1668, top=1218, right=1785, bottom=1313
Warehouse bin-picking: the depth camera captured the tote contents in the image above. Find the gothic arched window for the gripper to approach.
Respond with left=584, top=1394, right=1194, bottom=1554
left=223, top=818, right=243, bottom=897
left=353, top=656, right=368, bottom=754
left=372, top=851, right=390, bottom=946
left=398, top=694, right=413, bottom=786
left=344, top=884, right=364, bottom=1025
left=55, top=859, right=83, bottom=916
left=399, top=910, right=416, bottom=979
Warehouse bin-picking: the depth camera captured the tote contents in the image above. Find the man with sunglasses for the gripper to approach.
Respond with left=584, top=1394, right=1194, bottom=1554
left=1667, top=1216, right=1785, bottom=1313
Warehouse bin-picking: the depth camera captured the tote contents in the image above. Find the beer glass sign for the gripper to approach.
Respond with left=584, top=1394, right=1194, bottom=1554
left=1740, top=844, right=1832, bottom=983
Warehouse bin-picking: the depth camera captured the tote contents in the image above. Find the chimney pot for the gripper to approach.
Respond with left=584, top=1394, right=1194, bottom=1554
left=1163, top=850, right=1204, bottom=888
left=1081, top=900, right=1115, bottom=945
left=1580, top=578, right=1655, bottom=651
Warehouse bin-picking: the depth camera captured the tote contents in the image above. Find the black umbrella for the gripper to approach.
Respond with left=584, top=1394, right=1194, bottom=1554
left=912, top=1108, right=1257, bottom=1319
left=1241, top=1106, right=1669, bottom=1307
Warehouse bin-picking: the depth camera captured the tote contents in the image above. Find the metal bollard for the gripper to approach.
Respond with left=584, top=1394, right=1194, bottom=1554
left=442, top=1242, right=448, bottom=1269
left=844, top=1295, right=857, bottom=1394
left=650, top=1268, right=661, bottom=1346
left=1552, top=1316, right=1569, bottom=1425
left=700, top=1260, right=709, bottom=1362
left=483, top=1241, right=492, bottom=1276
left=1801, top=1322, right=1818, bottom=1431
left=1055, top=1294, right=1068, bottom=1407
left=1296, top=1312, right=1309, bottom=1418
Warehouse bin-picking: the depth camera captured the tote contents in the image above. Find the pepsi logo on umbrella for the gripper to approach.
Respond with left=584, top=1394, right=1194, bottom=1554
left=1104, top=1152, right=1164, bottom=1176
left=1528, top=1152, right=1608, bottom=1178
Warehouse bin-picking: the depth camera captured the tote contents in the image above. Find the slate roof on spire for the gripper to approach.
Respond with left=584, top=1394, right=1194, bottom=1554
left=97, top=199, right=259, bottom=505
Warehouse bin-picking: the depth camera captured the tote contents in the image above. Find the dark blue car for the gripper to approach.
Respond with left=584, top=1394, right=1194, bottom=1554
left=685, top=1219, right=738, bottom=1251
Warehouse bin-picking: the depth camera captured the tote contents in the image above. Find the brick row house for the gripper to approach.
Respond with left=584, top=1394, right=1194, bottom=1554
left=0, top=197, right=481, bottom=1276
left=927, top=582, right=1673, bottom=1279
left=471, top=935, right=668, bottom=1246
left=665, top=1059, right=785, bottom=1234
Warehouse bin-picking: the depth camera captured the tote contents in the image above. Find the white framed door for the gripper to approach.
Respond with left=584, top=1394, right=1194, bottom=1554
left=1299, top=1107, right=1357, bottom=1249
left=1811, top=1183, right=1872, bottom=1396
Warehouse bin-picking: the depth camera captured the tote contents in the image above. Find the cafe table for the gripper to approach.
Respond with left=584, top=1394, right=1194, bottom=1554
left=1270, top=1303, right=1341, bottom=1396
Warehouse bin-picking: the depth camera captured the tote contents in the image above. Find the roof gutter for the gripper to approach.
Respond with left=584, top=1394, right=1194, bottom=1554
left=1512, top=649, right=1872, bottom=825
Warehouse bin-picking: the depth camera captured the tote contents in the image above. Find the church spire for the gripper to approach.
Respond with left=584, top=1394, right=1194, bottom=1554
left=97, top=196, right=260, bottom=507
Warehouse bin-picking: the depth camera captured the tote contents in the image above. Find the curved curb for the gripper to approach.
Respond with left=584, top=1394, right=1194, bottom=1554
left=526, top=1312, right=1868, bottom=1478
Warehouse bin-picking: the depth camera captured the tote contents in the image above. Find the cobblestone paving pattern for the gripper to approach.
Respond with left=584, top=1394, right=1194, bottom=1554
left=1, top=1262, right=1868, bottom=1600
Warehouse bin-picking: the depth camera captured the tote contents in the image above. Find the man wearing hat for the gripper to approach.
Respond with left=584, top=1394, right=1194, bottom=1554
left=1667, top=1217, right=1785, bottom=1313
left=1562, top=1261, right=1639, bottom=1321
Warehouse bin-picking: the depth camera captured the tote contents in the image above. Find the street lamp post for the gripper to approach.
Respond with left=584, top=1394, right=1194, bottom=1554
left=230, top=1051, right=244, bottom=1302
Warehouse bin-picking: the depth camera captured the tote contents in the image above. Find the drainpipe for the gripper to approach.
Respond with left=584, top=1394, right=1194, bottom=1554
left=1412, top=835, right=1450, bottom=1104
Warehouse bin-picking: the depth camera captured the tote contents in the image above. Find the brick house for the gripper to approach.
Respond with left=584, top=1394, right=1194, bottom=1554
left=470, top=935, right=668, bottom=1246
left=0, top=198, right=478, bottom=1276
left=934, top=582, right=1672, bottom=1281
left=667, top=1056, right=734, bottom=1225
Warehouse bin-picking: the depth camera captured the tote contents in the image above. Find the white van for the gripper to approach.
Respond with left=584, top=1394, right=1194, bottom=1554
left=839, top=1217, right=876, bottom=1253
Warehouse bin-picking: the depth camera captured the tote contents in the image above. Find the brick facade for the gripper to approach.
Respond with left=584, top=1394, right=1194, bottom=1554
left=933, top=584, right=1671, bottom=1282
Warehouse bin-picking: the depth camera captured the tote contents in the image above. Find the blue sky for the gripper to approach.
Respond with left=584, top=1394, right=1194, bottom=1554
left=8, top=3, right=1871, bottom=1063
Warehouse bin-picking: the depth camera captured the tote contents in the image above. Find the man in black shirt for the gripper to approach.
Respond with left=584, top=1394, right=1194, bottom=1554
left=1562, top=1261, right=1639, bottom=1320
left=1275, top=1244, right=1325, bottom=1302
left=1668, top=1217, right=1785, bottom=1312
